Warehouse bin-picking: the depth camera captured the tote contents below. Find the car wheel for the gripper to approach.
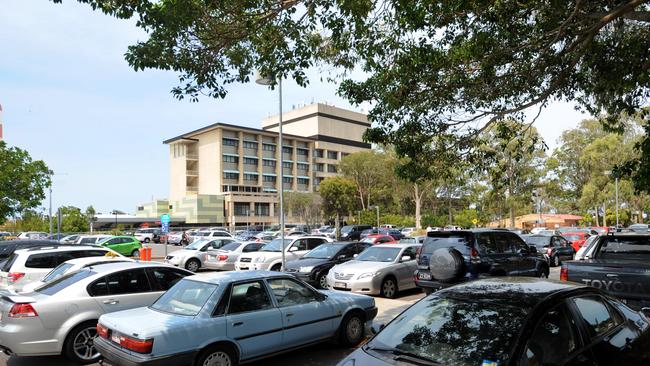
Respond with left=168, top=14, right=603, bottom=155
left=538, top=267, right=549, bottom=278
left=144, top=238, right=150, bottom=243
left=131, top=249, right=140, bottom=259
left=186, top=259, right=200, bottom=272
left=316, top=272, right=329, bottom=289
left=270, top=263, right=282, bottom=271
left=424, top=288, right=434, bottom=295
left=553, top=255, right=560, bottom=267
left=380, top=277, right=398, bottom=299
left=63, top=321, right=100, bottom=364
left=197, top=344, right=237, bottom=366
left=339, top=312, right=365, bottom=347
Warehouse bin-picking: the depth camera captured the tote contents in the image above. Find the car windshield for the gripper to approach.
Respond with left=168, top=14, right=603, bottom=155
left=361, top=237, right=375, bottom=243
left=355, top=247, right=401, bottom=262
left=303, top=245, right=343, bottom=259
left=97, top=237, right=112, bottom=245
left=80, top=237, right=97, bottom=244
left=261, top=239, right=291, bottom=252
left=522, top=236, right=550, bottom=247
left=564, top=235, right=581, bottom=241
left=367, top=294, right=528, bottom=366
left=151, top=279, right=218, bottom=316
left=186, top=240, right=208, bottom=250
left=341, top=226, right=353, bottom=233
left=36, top=269, right=97, bottom=295
left=400, top=237, right=416, bottom=243
left=195, top=232, right=211, bottom=237
left=219, top=242, right=242, bottom=251
left=42, top=263, right=74, bottom=282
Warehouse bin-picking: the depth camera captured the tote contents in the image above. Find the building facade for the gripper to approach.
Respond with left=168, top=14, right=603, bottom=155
left=142, top=103, right=371, bottom=227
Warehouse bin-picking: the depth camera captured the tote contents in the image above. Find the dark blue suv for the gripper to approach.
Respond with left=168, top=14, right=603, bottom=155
left=414, top=229, right=549, bottom=294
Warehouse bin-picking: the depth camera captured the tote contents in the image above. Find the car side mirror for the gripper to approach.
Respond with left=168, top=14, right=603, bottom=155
left=353, top=253, right=358, bottom=258
left=401, top=255, right=412, bottom=262
left=370, top=323, right=385, bottom=335
left=315, top=292, right=328, bottom=301
left=337, top=254, right=347, bottom=261
left=289, top=246, right=298, bottom=252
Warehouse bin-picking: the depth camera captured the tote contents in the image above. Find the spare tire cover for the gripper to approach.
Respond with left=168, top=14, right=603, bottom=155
left=429, top=248, right=465, bottom=283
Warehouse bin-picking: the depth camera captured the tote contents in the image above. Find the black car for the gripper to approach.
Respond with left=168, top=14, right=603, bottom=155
left=340, top=225, right=373, bottom=241
left=0, top=240, right=63, bottom=261
left=338, top=277, right=650, bottom=366
left=379, top=229, right=405, bottom=240
left=414, top=229, right=549, bottom=294
left=284, top=242, right=371, bottom=288
left=522, top=234, right=575, bottom=267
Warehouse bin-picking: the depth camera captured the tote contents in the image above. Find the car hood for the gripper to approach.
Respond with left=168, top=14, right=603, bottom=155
left=241, top=251, right=282, bottom=261
left=337, top=348, right=391, bottom=366
left=331, top=260, right=391, bottom=274
left=99, top=306, right=192, bottom=338
left=285, top=257, right=331, bottom=270
left=168, top=249, right=198, bottom=258
left=320, top=289, right=375, bottom=310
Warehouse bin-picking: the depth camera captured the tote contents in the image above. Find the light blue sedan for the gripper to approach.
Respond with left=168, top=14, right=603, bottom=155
left=95, top=270, right=377, bottom=366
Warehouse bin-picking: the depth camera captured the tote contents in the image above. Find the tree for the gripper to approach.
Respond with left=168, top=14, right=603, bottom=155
left=0, top=141, right=52, bottom=225
left=85, top=205, right=97, bottom=233
left=339, top=151, right=390, bottom=210
left=319, top=177, right=357, bottom=239
left=58, top=206, right=88, bottom=233
left=57, top=0, right=650, bottom=186
left=283, top=192, right=321, bottom=226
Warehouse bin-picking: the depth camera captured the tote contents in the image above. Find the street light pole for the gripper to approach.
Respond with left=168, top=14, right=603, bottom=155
left=375, top=206, right=380, bottom=228
left=49, top=186, right=53, bottom=235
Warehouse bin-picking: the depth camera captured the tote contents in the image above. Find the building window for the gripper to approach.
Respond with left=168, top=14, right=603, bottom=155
left=282, top=161, right=293, bottom=169
left=263, top=159, right=276, bottom=167
left=297, top=148, right=309, bottom=156
left=137, top=206, right=144, bottom=211
left=222, top=155, right=239, bottom=163
left=327, top=164, right=337, bottom=173
left=255, top=203, right=270, bottom=216
left=243, top=141, right=258, bottom=150
left=313, top=149, right=324, bottom=158
left=282, top=146, right=293, bottom=154
left=297, top=178, right=309, bottom=185
left=263, top=175, right=276, bottom=182
left=223, top=172, right=239, bottom=180
left=243, top=157, right=258, bottom=166
left=223, top=138, right=238, bottom=147
left=234, top=203, right=250, bottom=216
left=297, top=163, right=309, bottom=171
left=315, top=163, right=324, bottom=172
left=327, top=151, right=338, bottom=159
left=341, top=152, right=349, bottom=158
left=243, top=173, right=258, bottom=181
left=283, top=177, right=293, bottom=184
left=262, top=143, right=276, bottom=151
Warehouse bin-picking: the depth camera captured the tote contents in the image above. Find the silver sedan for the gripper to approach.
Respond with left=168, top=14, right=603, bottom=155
left=203, top=241, right=266, bottom=271
left=326, top=243, right=421, bottom=298
left=0, top=262, right=191, bottom=364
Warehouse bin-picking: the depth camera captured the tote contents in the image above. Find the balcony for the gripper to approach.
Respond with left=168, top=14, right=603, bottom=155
left=186, top=153, right=198, bottom=160
left=187, top=186, right=198, bottom=193
left=186, top=169, right=199, bottom=176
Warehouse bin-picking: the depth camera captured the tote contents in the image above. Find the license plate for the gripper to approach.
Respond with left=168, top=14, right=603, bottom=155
left=335, top=282, right=347, bottom=288
left=417, top=272, right=432, bottom=280
left=208, top=256, right=215, bottom=260
left=111, top=332, right=120, bottom=344
left=240, top=266, right=248, bottom=270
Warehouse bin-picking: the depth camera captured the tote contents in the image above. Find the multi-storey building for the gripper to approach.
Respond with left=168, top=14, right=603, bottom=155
left=139, top=103, right=371, bottom=226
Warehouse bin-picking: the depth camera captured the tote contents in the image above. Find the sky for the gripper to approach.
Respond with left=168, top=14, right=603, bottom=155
left=0, top=1, right=588, bottom=215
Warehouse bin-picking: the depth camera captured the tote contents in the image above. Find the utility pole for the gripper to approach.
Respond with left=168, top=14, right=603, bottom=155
left=49, top=187, right=53, bottom=235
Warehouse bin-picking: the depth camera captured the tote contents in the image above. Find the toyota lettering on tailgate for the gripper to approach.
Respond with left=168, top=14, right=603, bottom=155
left=582, top=279, right=645, bottom=293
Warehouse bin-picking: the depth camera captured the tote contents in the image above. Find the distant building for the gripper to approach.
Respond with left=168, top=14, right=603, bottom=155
left=138, top=103, right=371, bottom=226
left=488, top=213, right=584, bottom=229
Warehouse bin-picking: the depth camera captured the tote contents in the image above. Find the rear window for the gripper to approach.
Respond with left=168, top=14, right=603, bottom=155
left=523, top=236, right=551, bottom=247
left=0, top=244, right=17, bottom=259
left=37, top=270, right=96, bottom=295
left=598, top=237, right=650, bottom=258
left=1, top=254, right=18, bottom=272
left=219, top=242, right=242, bottom=251
left=422, top=233, right=472, bottom=254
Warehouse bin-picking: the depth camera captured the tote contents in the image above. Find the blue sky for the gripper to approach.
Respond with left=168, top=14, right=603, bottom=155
left=1, top=1, right=588, bottom=215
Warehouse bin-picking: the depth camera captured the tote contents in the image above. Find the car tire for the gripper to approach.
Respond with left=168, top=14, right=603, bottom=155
left=424, top=288, right=434, bottom=295
left=270, top=263, right=282, bottom=271
left=552, top=255, right=560, bottom=267
left=196, top=343, right=238, bottom=366
left=338, top=312, right=365, bottom=347
left=63, top=320, right=101, bottom=364
left=131, top=249, right=140, bottom=259
left=316, top=272, right=328, bottom=289
left=380, top=277, right=398, bottom=299
left=429, top=248, right=465, bottom=283
left=537, top=266, right=549, bottom=278
left=185, top=259, right=201, bottom=272
left=144, top=238, right=150, bottom=243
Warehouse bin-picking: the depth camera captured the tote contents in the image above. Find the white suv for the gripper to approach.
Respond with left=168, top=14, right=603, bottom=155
left=0, top=246, right=118, bottom=292
left=235, top=236, right=333, bottom=271
left=134, top=228, right=160, bottom=243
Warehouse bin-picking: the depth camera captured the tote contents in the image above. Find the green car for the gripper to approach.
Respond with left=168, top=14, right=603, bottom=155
left=98, top=236, right=142, bottom=257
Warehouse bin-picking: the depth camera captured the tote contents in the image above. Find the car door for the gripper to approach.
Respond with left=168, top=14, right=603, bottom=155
left=395, top=246, right=419, bottom=289
left=102, top=237, right=122, bottom=253
left=556, top=237, right=575, bottom=260
left=482, top=233, right=510, bottom=276
left=90, top=268, right=158, bottom=313
left=224, top=280, right=283, bottom=359
left=505, top=233, right=538, bottom=276
left=266, top=278, right=337, bottom=348
left=146, top=267, right=188, bottom=291
left=286, top=239, right=309, bottom=261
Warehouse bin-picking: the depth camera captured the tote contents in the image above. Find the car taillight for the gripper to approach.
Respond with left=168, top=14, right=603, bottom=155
left=96, top=323, right=109, bottom=339
left=218, top=255, right=228, bottom=261
left=8, top=303, right=38, bottom=318
left=470, top=247, right=479, bottom=258
left=117, top=334, right=153, bottom=354
left=560, top=265, right=568, bottom=281
left=8, top=272, right=25, bottom=283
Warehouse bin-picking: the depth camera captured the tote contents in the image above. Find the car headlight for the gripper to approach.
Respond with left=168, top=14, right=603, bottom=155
left=358, top=272, right=380, bottom=279
left=254, top=256, right=266, bottom=263
left=299, top=266, right=314, bottom=273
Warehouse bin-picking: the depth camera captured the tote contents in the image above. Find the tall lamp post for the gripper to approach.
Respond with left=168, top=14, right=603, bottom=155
left=256, top=71, right=286, bottom=271
left=605, top=171, right=620, bottom=228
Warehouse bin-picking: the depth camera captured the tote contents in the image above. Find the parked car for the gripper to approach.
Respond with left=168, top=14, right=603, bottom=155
left=0, top=245, right=119, bottom=292
left=203, top=241, right=266, bottom=271
left=75, top=235, right=112, bottom=245
left=0, top=240, right=62, bottom=261
left=338, top=277, right=650, bottom=366
left=398, top=236, right=427, bottom=244
left=361, top=234, right=398, bottom=245
left=285, top=230, right=309, bottom=237
left=521, top=234, right=576, bottom=267
left=563, top=233, right=650, bottom=309
left=0, top=261, right=192, bottom=363
left=590, top=226, right=611, bottom=235
left=95, top=271, right=377, bottom=366
left=379, top=228, right=405, bottom=240
left=360, top=228, right=380, bottom=239
left=164, top=238, right=237, bottom=272
left=562, top=231, right=591, bottom=251
left=97, top=236, right=142, bottom=258
left=285, top=242, right=372, bottom=289
left=58, top=234, right=80, bottom=244
left=46, top=233, right=67, bottom=241
left=133, top=228, right=161, bottom=243
left=400, top=227, right=416, bottom=237
left=628, top=223, right=650, bottom=233
left=414, top=229, right=550, bottom=294
left=20, top=255, right=133, bottom=293
left=327, top=243, right=421, bottom=298
left=17, top=232, right=48, bottom=240
left=235, top=236, right=333, bottom=271
left=340, top=225, right=373, bottom=241
left=166, top=231, right=183, bottom=245
left=574, top=234, right=600, bottom=260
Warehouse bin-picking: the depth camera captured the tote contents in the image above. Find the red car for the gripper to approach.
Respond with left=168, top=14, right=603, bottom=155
left=361, top=234, right=398, bottom=244
left=563, top=231, right=590, bottom=252
left=590, top=226, right=610, bottom=236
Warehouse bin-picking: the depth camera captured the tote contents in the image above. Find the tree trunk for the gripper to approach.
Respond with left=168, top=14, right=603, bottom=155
left=602, top=203, right=607, bottom=227
left=594, top=206, right=600, bottom=226
left=335, top=212, right=340, bottom=240
left=358, top=189, right=366, bottom=210
left=447, top=190, right=452, bottom=225
left=414, top=183, right=422, bottom=230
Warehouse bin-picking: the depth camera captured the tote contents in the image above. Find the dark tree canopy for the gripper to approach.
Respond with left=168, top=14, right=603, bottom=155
left=54, top=0, right=650, bottom=185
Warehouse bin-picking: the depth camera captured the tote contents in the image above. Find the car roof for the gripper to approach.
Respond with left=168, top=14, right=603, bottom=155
left=62, top=256, right=131, bottom=266
left=85, top=261, right=174, bottom=272
left=188, top=270, right=290, bottom=284
left=0, top=240, right=60, bottom=246
left=438, top=277, right=590, bottom=308
left=14, top=245, right=105, bottom=254
left=374, top=243, right=421, bottom=248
